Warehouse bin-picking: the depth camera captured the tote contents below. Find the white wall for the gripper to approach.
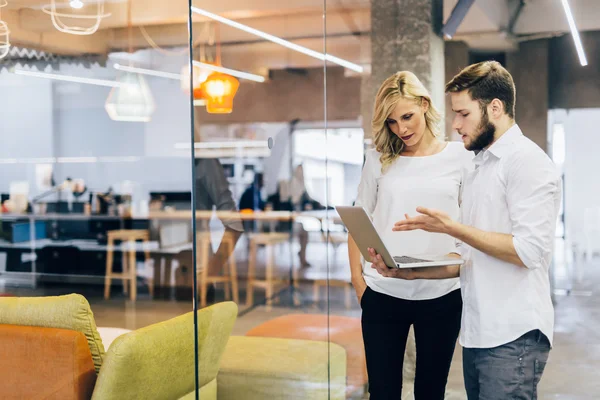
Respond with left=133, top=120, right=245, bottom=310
left=0, top=51, right=195, bottom=202
left=0, top=73, right=55, bottom=196
left=0, top=74, right=54, bottom=158
left=0, top=51, right=359, bottom=207
left=550, top=108, right=600, bottom=248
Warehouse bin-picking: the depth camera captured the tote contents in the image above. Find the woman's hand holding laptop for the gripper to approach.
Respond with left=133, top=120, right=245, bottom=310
left=368, top=248, right=417, bottom=279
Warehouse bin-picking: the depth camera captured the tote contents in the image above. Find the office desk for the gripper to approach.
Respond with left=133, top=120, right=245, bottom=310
left=0, top=210, right=339, bottom=292
left=0, top=238, right=161, bottom=287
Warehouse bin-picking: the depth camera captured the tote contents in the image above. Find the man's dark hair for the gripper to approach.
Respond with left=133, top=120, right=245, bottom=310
left=445, top=61, right=516, bottom=119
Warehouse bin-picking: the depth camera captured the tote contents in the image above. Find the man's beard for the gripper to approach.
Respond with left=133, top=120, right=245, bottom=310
left=466, top=108, right=496, bottom=151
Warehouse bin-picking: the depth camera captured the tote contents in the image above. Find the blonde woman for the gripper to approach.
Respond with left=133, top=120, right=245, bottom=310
left=349, top=71, right=472, bottom=399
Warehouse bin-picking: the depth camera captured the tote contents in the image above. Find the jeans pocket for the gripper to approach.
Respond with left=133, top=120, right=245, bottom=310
left=486, top=339, right=526, bottom=360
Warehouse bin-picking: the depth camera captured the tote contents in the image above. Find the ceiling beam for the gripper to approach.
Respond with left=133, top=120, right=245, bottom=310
left=107, top=34, right=370, bottom=74
left=472, top=0, right=511, bottom=31
left=16, top=0, right=369, bottom=33
left=451, top=31, right=518, bottom=52
left=513, top=0, right=600, bottom=35
left=444, top=0, right=518, bottom=51
left=107, top=8, right=369, bottom=51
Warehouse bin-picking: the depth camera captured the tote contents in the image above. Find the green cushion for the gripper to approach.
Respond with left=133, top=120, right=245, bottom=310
left=218, top=336, right=347, bottom=400
left=0, top=293, right=105, bottom=373
left=92, top=301, right=237, bottom=400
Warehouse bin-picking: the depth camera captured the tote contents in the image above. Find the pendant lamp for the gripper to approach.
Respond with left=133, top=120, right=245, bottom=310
left=105, top=71, right=155, bottom=122
left=198, top=24, right=239, bottom=114
left=105, top=0, right=155, bottom=122
left=201, top=72, right=239, bottom=114
left=42, top=0, right=111, bottom=36
left=180, top=62, right=213, bottom=106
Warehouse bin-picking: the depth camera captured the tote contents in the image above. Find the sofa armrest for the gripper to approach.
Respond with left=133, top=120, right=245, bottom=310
left=0, top=324, right=97, bottom=400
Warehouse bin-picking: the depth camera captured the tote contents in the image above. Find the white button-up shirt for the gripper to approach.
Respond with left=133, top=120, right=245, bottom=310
left=459, top=124, right=561, bottom=349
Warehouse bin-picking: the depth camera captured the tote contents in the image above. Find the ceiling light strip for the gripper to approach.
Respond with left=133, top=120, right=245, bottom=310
left=560, top=0, right=588, bottom=66
left=191, top=6, right=363, bottom=73
left=113, top=63, right=181, bottom=80
left=13, top=68, right=123, bottom=87
left=114, top=62, right=265, bottom=83
left=192, top=61, right=265, bottom=82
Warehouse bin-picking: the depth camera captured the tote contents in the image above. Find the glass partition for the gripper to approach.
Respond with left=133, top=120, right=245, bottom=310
left=185, top=0, right=361, bottom=397
left=0, top=0, right=369, bottom=397
left=0, top=0, right=197, bottom=396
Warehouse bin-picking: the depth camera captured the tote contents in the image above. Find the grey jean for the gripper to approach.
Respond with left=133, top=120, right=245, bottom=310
left=463, top=330, right=551, bottom=400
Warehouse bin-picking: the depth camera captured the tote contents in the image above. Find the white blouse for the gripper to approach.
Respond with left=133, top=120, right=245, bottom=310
left=355, top=141, right=473, bottom=300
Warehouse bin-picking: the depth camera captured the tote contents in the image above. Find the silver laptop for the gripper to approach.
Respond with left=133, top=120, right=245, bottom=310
left=336, top=206, right=464, bottom=268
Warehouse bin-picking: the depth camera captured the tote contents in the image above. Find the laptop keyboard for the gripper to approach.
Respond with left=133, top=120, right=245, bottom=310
left=393, top=256, right=432, bottom=263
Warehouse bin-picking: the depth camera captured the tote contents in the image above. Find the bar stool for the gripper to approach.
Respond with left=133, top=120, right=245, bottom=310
left=246, top=232, right=294, bottom=309
left=197, top=232, right=239, bottom=308
left=104, top=230, right=151, bottom=302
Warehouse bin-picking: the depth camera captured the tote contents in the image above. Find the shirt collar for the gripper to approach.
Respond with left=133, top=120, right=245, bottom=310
left=471, top=124, right=521, bottom=167
left=486, top=124, right=522, bottom=159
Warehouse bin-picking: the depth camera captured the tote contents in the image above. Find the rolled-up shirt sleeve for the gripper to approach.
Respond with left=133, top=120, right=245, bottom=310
left=507, top=153, right=561, bottom=270
left=354, top=149, right=379, bottom=215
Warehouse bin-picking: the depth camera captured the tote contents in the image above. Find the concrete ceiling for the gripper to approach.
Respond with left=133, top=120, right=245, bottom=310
left=1, top=0, right=598, bottom=72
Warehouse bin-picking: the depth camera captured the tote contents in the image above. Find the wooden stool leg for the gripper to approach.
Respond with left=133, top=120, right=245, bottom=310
left=229, top=241, right=239, bottom=305
left=292, top=242, right=301, bottom=307
left=165, top=257, right=173, bottom=289
left=224, top=282, right=231, bottom=300
left=152, top=256, right=162, bottom=298
left=122, top=248, right=129, bottom=295
left=199, top=239, right=209, bottom=308
left=129, top=241, right=137, bottom=302
left=266, top=244, right=274, bottom=309
left=144, top=238, right=153, bottom=299
left=246, top=239, right=257, bottom=307
left=104, top=238, right=114, bottom=300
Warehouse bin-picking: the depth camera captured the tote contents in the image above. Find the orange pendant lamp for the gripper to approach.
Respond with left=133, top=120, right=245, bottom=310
left=201, top=72, right=239, bottom=114
left=180, top=62, right=214, bottom=106
left=199, top=24, right=239, bottom=114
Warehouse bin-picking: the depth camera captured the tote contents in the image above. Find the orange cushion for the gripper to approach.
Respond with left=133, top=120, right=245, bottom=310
left=0, top=325, right=97, bottom=400
left=246, top=314, right=367, bottom=397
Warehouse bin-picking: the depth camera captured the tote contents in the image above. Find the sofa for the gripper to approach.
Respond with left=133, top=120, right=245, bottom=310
left=0, top=294, right=237, bottom=399
left=0, top=294, right=351, bottom=400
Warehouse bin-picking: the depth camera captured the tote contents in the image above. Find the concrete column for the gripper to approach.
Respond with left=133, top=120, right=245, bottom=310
left=444, top=41, right=470, bottom=139
left=361, top=0, right=445, bottom=139
left=507, top=39, right=550, bottom=152
left=359, top=0, right=446, bottom=396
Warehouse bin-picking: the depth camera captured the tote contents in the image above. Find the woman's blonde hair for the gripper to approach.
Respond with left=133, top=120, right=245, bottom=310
left=372, top=71, right=442, bottom=172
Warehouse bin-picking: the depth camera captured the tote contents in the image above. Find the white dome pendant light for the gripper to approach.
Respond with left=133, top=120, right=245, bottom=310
left=105, top=0, right=154, bottom=122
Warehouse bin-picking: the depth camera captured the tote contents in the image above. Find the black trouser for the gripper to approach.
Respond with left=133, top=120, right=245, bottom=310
left=361, top=287, right=462, bottom=400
